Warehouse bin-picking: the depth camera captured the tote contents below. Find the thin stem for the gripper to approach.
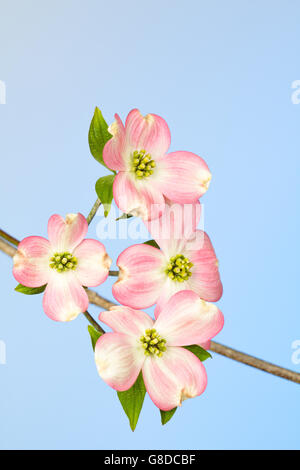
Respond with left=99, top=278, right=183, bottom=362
left=116, top=213, right=133, bottom=221
left=0, top=229, right=19, bottom=247
left=209, top=342, right=300, bottom=384
left=86, top=198, right=101, bottom=225
left=86, top=289, right=115, bottom=311
left=1, top=233, right=300, bottom=385
left=83, top=311, right=105, bottom=334
left=109, top=270, right=119, bottom=277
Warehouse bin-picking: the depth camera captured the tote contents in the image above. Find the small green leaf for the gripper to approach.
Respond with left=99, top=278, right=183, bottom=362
left=95, top=174, right=115, bottom=217
left=144, top=239, right=160, bottom=249
left=184, top=344, right=212, bottom=361
left=160, top=407, right=177, bottom=425
left=117, top=372, right=146, bottom=431
left=88, top=325, right=103, bottom=351
left=88, top=107, right=112, bottom=169
left=15, top=284, right=46, bottom=295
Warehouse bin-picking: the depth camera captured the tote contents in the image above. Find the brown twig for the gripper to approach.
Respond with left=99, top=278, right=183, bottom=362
left=209, top=342, right=300, bottom=384
left=1, top=230, right=300, bottom=385
left=109, top=270, right=119, bottom=277
left=86, top=289, right=116, bottom=311
left=0, top=229, right=19, bottom=247
left=0, top=237, right=17, bottom=257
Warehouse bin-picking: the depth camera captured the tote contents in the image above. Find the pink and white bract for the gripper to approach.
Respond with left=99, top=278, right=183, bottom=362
left=13, top=213, right=111, bottom=322
left=112, top=203, right=223, bottom=316
left=103, top=109, right=212, bottom=220
left=95, top=290, right=224, bottom=411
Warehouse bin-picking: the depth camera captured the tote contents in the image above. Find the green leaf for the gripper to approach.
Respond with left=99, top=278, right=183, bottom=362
left=88, top=325, right=103, bottom=351
left=184, top=344, right=212, bottom=361
left=95, top=174, right=115, bottom=217
left=15, top=284, right=46, bottom=295
left=117, top=372, right=146, bottom=431
left=144, top=239, right=160, bottom=249
left=88, top=107, right=112, bottom=169
left=160, top=407, right=177, bottom=425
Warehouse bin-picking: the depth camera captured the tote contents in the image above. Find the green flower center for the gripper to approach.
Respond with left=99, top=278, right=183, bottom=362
left=140, top=328, right=166, bottom=357
left=49, top=252, right=78, bottom=273
left=132, top=149, right=156, bottom=179
left=165, top=254, right=193, bottom=282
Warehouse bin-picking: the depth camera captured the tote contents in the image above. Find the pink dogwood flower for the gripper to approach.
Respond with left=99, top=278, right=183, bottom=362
left=13, top=213, right=111, bottom=322
left=95, top=290, right=224, bottom=411
left=103, top=109, right=212, bottom=220
left=112, top=203, right=223, bottom=316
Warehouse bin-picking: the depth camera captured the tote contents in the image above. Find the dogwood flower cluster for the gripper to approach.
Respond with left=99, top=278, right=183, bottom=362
left=12, top=108, right=223, bottom=416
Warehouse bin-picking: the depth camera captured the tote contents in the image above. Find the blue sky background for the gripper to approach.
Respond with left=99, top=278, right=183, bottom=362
left=0, top=0, right=299, bottom=450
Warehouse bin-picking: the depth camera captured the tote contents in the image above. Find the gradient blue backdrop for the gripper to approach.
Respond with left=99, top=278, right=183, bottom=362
left=0, top=0, right=299, bottom=450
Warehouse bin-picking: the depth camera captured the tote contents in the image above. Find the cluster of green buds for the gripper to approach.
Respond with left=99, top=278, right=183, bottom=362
left=49, top=252, right=78, bottom=273
left=140, top=329, right=167, bottom=357
left=166, top=254, right=193, bottom=282
left=132, top=149, right=156, bottom=179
